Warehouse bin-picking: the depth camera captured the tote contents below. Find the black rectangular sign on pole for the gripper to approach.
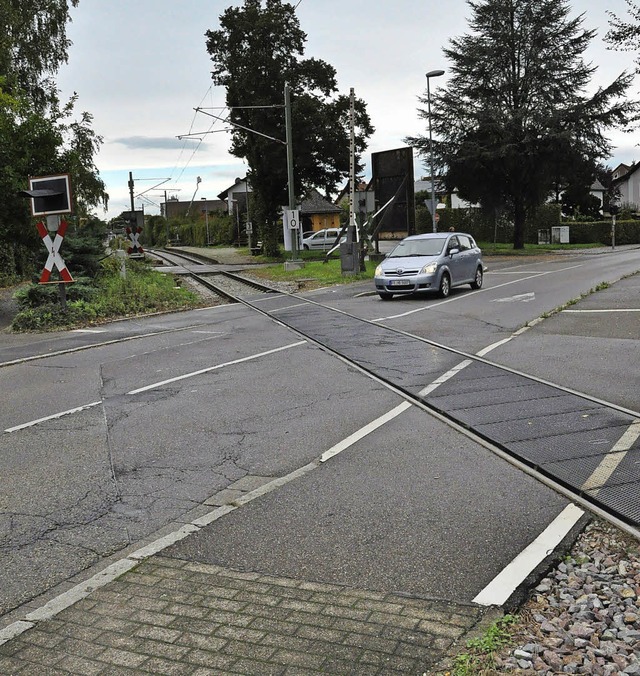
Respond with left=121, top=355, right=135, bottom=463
left=27, top=174, right=73, bottom=216
left=371, top=148, right=415, bottom=238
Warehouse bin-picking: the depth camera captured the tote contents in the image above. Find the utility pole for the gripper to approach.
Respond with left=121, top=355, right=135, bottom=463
left=341, top=88, right=360, bottom=275
left=128, top=172, right=135, bottom=214
left=164, top=190, right=170, bottom=244
left=284, top=82, right=300, bottom=261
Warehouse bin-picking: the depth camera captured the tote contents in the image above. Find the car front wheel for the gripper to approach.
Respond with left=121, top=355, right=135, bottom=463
left=470, top=266, right=483, bottom=289
left=439, top=272, right=451, bottom=298
left=303, top=244, right=309, bottom=250
left=378, top=292, right=393, bottom=300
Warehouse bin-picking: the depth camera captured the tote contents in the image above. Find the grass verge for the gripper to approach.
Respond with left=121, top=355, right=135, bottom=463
left=11, top=258, right=201, bottom=332
left=243, top=257, right=377, bottom=289
left=477, top=242, right=603, bottom=255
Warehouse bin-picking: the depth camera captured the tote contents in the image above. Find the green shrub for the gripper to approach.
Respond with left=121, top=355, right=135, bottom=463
left=10, top=256, right=200, bottom=332
left=14, top=279, right=99, bottom=309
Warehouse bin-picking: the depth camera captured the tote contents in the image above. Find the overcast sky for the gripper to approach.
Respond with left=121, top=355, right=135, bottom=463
left=57, top=0, right=639, bottom=220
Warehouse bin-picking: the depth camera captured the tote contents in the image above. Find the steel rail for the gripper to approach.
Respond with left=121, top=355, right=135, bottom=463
left=202, top=282, right=640, bottom=540
left=6, top=252, right=638, bottom=537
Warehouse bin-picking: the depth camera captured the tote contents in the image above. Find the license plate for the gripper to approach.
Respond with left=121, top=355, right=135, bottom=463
left=389, top=279, right=411, bottom=286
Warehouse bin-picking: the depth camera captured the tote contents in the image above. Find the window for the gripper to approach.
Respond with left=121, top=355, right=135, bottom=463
left=458, top=235, right=472, bottom=250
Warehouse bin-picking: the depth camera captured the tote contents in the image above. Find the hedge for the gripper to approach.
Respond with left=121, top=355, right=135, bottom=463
left=425, top=207, right=640, bottom=246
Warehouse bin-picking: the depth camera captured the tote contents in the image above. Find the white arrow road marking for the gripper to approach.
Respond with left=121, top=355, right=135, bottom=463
left=493, top=292, right=536, bottom=303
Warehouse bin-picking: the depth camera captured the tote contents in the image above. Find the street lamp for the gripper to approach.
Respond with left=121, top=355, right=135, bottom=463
left=426, top=69, right=445, bottom=233
left=201, top=198, right=210, bottom=245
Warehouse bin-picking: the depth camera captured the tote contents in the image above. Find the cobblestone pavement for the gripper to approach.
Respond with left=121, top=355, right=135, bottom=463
left=0, top=555, right=497, bottom=675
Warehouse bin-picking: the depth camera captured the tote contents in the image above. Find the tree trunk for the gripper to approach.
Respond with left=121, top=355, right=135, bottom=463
left=513, top=198, right=526, bottom=250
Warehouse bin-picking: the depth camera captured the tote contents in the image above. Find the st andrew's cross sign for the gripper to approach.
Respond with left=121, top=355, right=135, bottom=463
left=20, top=174, right=75, bottom=284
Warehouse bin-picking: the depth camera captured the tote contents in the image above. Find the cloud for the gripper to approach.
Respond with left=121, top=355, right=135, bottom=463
left=113, top=136, right=210, bottom=151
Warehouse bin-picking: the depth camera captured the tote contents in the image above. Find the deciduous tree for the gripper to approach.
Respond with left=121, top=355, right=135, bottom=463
left=206, top=0, right=373, bottom=257
left=0, top=0, right=107, bottom=281
left=606, top=0, right=640, bottom=73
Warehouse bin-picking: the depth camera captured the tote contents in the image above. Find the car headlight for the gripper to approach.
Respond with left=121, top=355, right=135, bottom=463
left=420, top=262, right=437, bottom=274
left=375, top=265, right=383, bottom=276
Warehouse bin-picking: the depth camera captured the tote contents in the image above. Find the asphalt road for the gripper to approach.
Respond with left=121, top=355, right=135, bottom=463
left=1, top=246, right=639, bottom=624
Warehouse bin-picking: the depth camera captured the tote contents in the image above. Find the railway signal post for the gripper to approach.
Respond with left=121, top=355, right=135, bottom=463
left=20, top=174, right=75, bottom=309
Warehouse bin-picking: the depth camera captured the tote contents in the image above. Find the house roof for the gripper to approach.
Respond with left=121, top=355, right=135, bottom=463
left=612, top=162, right=640, bottom=185
left=217, top=176, right=249, bottom=200
left=300, top=188, right=342, bottom=214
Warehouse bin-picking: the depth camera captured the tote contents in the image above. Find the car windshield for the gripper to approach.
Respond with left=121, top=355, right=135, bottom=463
left=388, top=237, right=446, bottom=258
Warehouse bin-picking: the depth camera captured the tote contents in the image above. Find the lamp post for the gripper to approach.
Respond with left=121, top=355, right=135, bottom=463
left=426, top=69, right=444, bottom=233
left=201, top=198, right=210, bottom=245
left=186, top=176, right=201, bottom=217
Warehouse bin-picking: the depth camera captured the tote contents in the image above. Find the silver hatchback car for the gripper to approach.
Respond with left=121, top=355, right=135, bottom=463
left=374, top=232, right=483, bottom=300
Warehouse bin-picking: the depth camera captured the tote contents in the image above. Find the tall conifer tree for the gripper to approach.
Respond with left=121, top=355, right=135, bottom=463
left=407, top=0, right=637, bottom=248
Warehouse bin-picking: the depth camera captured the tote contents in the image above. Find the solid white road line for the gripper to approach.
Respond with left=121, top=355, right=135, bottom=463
left=319, top=402, right=412, bottom=462
left=4, top=401, right=102, bottom=434
left=4, top=343, right=308, bottom=433
left=563, top=308, right=640, bottom=313
left=373, top=264, right=583, bottom=322
left=127, top=341, right=307, bottom=395
left=473, top=503, right=585, bottom=607
left=418, top=360, right=473, bottom=397
left=476, top=337, right=515, bottom=356
left=269, top=303, right=309, bottom=312
left=581, top=421, right=640, bottom=494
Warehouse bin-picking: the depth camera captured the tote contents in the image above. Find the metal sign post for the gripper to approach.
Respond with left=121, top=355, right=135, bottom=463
left=610, top=200, right=619, bottom=251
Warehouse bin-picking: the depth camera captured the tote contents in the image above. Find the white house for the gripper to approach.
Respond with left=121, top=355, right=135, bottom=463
left=612, top=163, right=640, bottom=210
left=217, top=176, right=251, bottom=215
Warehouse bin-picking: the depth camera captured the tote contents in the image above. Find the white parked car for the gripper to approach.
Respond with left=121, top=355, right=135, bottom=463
left=301, top=228, right=345, bottom=251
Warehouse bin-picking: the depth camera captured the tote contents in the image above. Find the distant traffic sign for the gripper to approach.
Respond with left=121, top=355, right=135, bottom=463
left=285, top=209, right=300, bottom=230
left=126, top=226, right=144, bottom=257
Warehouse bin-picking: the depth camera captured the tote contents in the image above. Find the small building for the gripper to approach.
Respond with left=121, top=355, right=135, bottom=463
left=163, top=196, right=225, bottom=219
left=218, top=177, right=252, bottom=216
left=612, top=163, right=632, bottom=181
left=300, top=188, right=342, bottom=233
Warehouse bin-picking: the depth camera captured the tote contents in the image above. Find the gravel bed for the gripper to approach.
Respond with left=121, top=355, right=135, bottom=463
left=181, top=273, right=297, bottom=303
left=219, top=271, right=299, bottom=296
left=494, top=519, right=640, bottom=675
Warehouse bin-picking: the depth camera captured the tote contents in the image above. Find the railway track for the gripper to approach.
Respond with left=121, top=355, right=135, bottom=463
left=246, top=293, right=640, bottom=540
left=150, top=256, right=640, bottom=540
left=147, top=248, right=278, bottom=302
left=14, top=245, right=640, bottom=538
left=147, top=245, right=640, bottom=538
